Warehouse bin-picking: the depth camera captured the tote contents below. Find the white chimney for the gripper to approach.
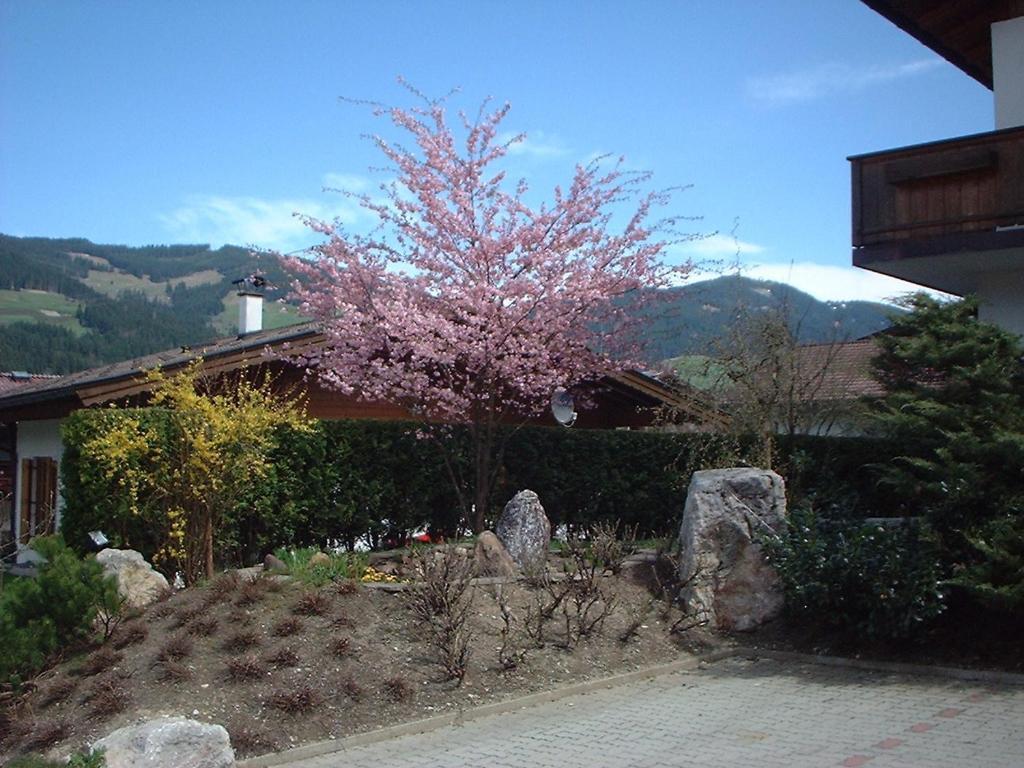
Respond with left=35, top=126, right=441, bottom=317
left=238, top=292, right=263, bottom=335
left=234, top=274, right=266, bottom=335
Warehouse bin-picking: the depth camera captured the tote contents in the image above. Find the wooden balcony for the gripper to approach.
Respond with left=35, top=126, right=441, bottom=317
left=851, top=126, right=1024, bottom=255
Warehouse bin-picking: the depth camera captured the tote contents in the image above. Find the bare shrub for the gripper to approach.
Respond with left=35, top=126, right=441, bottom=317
left=157, top=633, right=193, bottom=662
left=226, top=609, right=254, bottom=627
left=590, top=519, right=638, bottom=575
left=95, top=592, right=130, bottom=642
left=229, top=724, right=279, bottom=758
left=77, top=646, right=123, bottom=678
left=261, top=575, right=284, bottom=593
left=647, top=543, right=710, bottom=635
left=113, top=620, right=149, bottom=649
left=0, top=709, right=29, bottom=750
left=188, top=616, right=219, bottom=637
left=495, top=587, right=527, bottom=671
left=292, top=590, right=330, bottom=616
left=234, top=579, right=267, bottom=608
left=618, top=593, right=656, bottom=643
left=556, top=535, right=618, bottom=648
left=335, top=579, right=360, bottom=596
left=226, top=656, right=265, bottom=682
left=328, top=611, right=352, bottom=629
left=155, top=659, right=192, bottom=683
left=171, top=605, right=203, bottom=631
left=339, top=676, right=364, bottom=701
left=265, top=646, right=300, bottom=669
left=222, top=630, right=260, bottom=654
left=382, top=676, right=414, bottom=703
left=203, top=571, right=241, bottom=606
left=269, top=686, right=320, bottom=713
left=272, top=617, right=303, bottom=637
left=21, top=718, right=69, bottom=752
left=407, top=546, right=474, bottom=682
left=327, top=636, right=352, bottom=659
left=84, top=675, right=130, bottom=719
left=148, top=601, right=176, bottom=620
left=39, top=678, right=78, bottom=708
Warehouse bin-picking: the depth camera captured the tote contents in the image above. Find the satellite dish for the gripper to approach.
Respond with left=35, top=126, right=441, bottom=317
left=551, top=387, right=577, bottom=427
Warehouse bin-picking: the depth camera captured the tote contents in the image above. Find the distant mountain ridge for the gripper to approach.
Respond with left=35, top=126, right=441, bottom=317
left=0, top=235, right=898, bottom=375
left=635, top=274, right=898, bottom=363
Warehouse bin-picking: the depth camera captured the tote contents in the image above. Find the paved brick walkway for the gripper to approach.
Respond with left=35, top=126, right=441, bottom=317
left=280, top=656, right=1024, bottom=768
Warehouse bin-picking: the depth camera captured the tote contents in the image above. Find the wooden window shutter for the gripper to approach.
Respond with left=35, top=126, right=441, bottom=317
left=18, top=457, right=58, bottom=543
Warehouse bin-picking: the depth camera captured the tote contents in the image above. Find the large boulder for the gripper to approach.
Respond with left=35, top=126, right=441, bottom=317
left=96, top=548, right=170, bottom=609
left=678, top=468, right=787, bottom=632
left=495, top=490, right=550, bottom=572
left=93, top=717, right=234, bottom=768
left=474, top=531, right=518, bottom=578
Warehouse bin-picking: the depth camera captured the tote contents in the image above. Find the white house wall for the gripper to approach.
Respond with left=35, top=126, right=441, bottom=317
left=993, top=16, right=1024, bottom=130
left=977, top=267, right=1024, bottom=336
left=13, top=418, right=66, bottom=548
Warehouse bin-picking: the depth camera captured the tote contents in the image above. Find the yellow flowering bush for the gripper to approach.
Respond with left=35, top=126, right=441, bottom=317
left=63, top=360, right=311, bottom=583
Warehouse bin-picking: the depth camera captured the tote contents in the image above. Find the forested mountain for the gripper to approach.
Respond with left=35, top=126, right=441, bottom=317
left=635, top=274, right=898, bottom=362
left=0, top=235, right=297, bottom=373
left=0, top=235, right=899, bottom=375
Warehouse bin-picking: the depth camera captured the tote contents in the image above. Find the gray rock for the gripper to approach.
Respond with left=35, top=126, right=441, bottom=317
left=495, top=490, right=551, bottom=572
left=93, top=716, right=234, bottom=768
left=264, top=553, right=288, bottom=572
left=96, top=548, right=170, bottom=609
left=474, top=531, right=518, bottom=578
left=678, top=468, right=787, bottom=632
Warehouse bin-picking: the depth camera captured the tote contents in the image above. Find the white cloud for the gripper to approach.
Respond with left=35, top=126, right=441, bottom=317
left=159, top=174, right=372, bottom=253
left=748, top=58, right=942, bottom=105
left=690, top=261, right=951, bottom=304
left=679, top=233, right=765, bottom=257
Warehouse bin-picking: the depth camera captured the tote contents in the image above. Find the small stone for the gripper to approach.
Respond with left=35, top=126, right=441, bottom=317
left=473, top=531, right=518, bottom=578
left=95, top=548, right=170, bottom=609
left=263, top=553, right=288, bottom=572
left=308, top=552, right=331, bottom=568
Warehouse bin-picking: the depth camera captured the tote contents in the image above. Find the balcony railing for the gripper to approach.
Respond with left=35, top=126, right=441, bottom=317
left=851, top=126, right=1024, bottom=249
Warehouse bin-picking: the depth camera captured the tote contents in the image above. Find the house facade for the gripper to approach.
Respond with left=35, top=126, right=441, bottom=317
left=851, top=1, right=1024, bottom=334
left=0, top=294, right=718, bottom=556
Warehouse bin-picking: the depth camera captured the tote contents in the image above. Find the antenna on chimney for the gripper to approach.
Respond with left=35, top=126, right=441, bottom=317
left=232, top=273, right=269, bottom=336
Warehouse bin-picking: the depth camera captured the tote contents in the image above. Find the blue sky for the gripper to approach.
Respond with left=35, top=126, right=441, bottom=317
left=0, top=1, right=993, bottom=303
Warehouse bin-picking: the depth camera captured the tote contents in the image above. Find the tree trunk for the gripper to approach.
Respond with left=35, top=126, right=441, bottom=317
left=473, top=480, right=489, bottom=534
left=204, top=513, right=215, bottom=580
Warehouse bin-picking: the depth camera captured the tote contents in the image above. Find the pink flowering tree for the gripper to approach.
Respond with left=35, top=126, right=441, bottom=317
left=284, top=91, right=692, bottom=533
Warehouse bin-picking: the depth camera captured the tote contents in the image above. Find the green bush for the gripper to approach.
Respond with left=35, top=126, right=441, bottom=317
left=63, top=407, right=904, bottom=563
left=951, top=514, right=1024, bottom=617
left=0, top=536, right=121, bottom=686
left=763, top=506, right=946, bottom=641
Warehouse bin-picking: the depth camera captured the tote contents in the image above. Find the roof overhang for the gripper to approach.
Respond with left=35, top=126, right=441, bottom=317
left=861, top=0, right=1024, bottom=89
left=0, top=324, right=717, bottom=429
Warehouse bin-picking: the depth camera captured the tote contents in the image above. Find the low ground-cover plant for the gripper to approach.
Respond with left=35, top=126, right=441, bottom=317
left=0, top=536, right=122, bottom=687
left=273, top=547, right=368, bottom=586
left=7, top=749, right=105, bottom=768
left=763, top=506, right=945, bottom=641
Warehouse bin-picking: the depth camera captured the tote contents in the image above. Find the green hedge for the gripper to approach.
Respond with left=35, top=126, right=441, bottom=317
left=61, top=411, right=903, bottom=569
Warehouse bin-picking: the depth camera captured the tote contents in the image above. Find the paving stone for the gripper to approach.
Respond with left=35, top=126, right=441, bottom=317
left=278, top=657, right=1024, bottom=768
